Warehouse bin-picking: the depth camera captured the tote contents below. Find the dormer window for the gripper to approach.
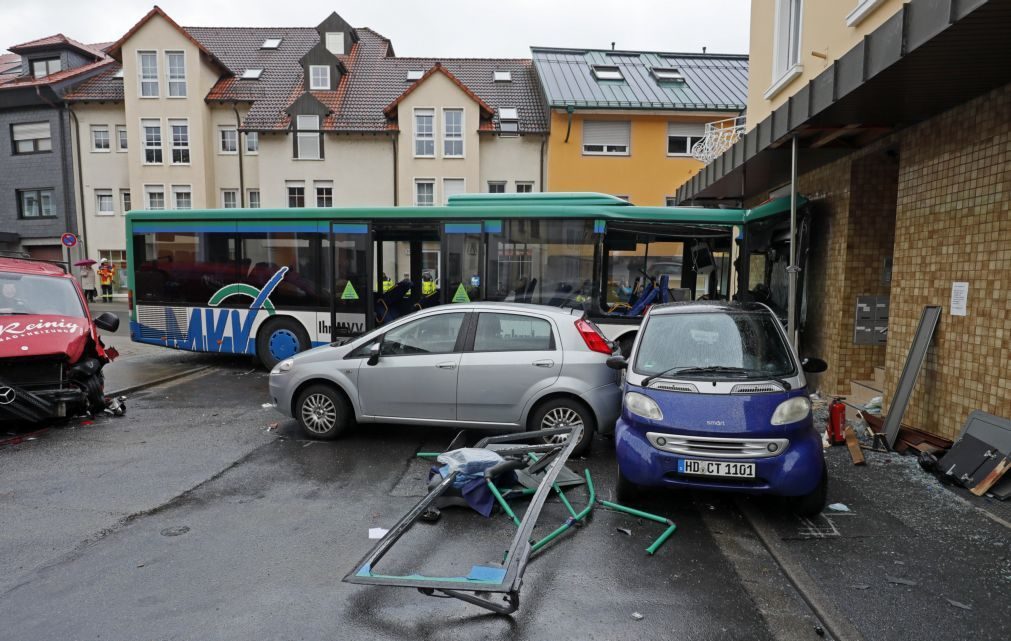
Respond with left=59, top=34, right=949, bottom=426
left=493, top=71, right=511, bottom=82
left=652, top=68, right=685, bottom=82
left=241, top=68, right=263, bottom=80
left=113, top=68, right=124, bottom=79
left=498, top=107, right=519, bottom=135
left=309, top=65, right=330, bottom=90
left=31, top=58, right=61, bottom=79
left=325, top=32, right=344, bottom=55
left=261, top=37, right=282, bottom=49
left=406, top=69, right=424, bottom=82
left=592, top=65, right=623, bottom=81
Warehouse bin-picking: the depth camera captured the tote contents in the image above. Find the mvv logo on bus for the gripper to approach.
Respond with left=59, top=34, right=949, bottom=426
left=161, top=267, right=288, bottom=354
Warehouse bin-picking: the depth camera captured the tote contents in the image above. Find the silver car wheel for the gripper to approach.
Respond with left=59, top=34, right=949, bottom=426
left=301, top=393, right=338, bottom=434
left=540, top=407, right=584, bottom=444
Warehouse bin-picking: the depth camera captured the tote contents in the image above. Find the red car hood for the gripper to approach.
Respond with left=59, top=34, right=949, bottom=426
left=0, top=314, right=90, bottom=361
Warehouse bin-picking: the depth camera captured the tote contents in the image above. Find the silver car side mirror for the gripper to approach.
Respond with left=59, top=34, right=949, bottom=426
left=367, top=342, right=381, bottom=366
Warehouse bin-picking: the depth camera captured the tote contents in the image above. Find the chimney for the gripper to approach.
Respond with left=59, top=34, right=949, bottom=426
left=611, top=42, right=615, bottom=51
left=702, top=46, right=707, bottom=54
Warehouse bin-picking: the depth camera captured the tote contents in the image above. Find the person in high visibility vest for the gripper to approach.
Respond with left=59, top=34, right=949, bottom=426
left=421, top=273, right=436, bottom=296
left=97, top=259, right=115, bottom=302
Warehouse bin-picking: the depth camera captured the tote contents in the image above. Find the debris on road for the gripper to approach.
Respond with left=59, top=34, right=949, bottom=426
left=616, top=527, right=632, bottom=536
left=368, top=527, right=388, bottom=539
left=160, top=526, right=190, bottom=537
left=944, top=598, right=972, bottom=611
left=631, top=612, right=644, bottom=621
left=827, top=503, right=850, bottom=512
left=844, top=427, right=865, bottom=465
left=849, top=584, right=871, bottom=590
left=261, top=403, right=273, bottom=409
left=885, top=575, right=917, bottom=586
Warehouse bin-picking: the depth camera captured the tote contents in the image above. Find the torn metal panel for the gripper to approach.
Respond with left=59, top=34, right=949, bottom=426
left=884, top=306, right=941, bottom=449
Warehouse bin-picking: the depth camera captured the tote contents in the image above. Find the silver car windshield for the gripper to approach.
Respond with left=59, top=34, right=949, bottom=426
left=633, top=312, right=795, bottom=379
left=0, top=272, right=85, bottom=317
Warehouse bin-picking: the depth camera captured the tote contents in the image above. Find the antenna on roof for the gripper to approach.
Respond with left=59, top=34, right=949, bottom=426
left=610, top=42, right=615, bottom=51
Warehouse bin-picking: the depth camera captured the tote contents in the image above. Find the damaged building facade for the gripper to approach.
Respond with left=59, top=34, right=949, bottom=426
left=675, top=0, right=1011, bottom=441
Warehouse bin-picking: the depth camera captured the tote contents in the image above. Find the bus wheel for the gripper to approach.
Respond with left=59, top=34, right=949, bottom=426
left=257, top=318, right=310, bottom=369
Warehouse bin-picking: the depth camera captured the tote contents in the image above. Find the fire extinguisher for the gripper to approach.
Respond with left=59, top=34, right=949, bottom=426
left=827, top=397, right=846, bottom=445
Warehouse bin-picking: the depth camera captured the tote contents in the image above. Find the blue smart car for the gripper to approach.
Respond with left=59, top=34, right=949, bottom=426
left=607, top=301, right=829, bottom=515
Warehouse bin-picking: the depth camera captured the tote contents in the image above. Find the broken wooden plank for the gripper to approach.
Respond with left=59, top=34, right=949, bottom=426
left=845, top=427, right=866, bottom=465
left=971, top=456, right=1011, bottom=496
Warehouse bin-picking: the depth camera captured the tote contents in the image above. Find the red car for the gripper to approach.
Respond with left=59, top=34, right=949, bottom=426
left=0, top=257, right=120, bottom=423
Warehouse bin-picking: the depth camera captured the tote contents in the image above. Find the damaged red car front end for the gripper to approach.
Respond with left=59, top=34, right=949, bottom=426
left=0, top=258, right=119, bottom=424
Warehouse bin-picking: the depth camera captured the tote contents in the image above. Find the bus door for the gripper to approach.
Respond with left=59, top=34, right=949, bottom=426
left=373, top=222, right=441, bottom=326
left=329, top=221, right=371, bottom=340
left=442, top=221, right=484, bottom=305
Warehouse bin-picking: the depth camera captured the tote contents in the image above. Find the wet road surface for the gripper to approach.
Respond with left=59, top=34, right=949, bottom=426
left=0, top=363, right=820, bottom=641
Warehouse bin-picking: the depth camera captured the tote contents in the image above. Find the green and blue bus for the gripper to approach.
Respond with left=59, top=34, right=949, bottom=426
left=125, top=192, right=801, bottom=367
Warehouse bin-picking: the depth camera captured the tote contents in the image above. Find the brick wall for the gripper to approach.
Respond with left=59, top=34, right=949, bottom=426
left=884, top=82, right=1011, bottom=440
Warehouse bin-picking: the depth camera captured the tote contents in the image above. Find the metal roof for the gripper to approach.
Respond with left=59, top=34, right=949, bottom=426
left=531, top=47, right=748, bottom=112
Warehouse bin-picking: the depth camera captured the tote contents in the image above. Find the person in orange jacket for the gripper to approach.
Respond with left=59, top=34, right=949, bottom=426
left=97, top=259, right=116, bottom=302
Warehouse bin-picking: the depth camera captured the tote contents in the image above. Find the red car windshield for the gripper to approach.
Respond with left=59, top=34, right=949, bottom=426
left=0, top=272, right=85, bottom=317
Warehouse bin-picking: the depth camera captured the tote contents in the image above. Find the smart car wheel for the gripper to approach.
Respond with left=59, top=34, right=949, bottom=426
left=296, top=384, right=349, bottom=440
left=530, top=398, right=595, bottom=456
left=786, top=465, right=828, bottom=517
left=257, top=317, right=310, bottom=369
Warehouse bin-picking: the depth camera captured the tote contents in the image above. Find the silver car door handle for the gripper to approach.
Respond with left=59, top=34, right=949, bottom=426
left=436, top=362, right=457, bottom=370
left=532, top=359, right=555, bottom=368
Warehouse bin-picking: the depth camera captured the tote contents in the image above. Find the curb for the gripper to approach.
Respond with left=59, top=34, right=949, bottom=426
left=108, top=365, right=213, bottom=397
left=736, top=499, right=867, bottom=641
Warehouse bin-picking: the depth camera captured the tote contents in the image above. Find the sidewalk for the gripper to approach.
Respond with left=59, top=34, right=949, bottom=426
left=101, top=334, right=222, bottom=395
left=744, top=444, right=1011, bottom=641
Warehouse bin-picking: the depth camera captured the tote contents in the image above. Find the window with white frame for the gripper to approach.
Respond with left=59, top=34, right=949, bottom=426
left=295, top=115, right=320, bottom=159
left=287, top=182, right=306, bottom=207
left=116, top=125, right=127, bottom=151
left=516, top=182, right=533, bottom=193
left=442, top=178, right=465, bottom=205
left=221, top=189, right=237, bottom=208
left=493, top=70, right=511, bottom=82
left=771, top=0, right=803, bottom=85
left=169, top=119, right=190, bottom=164
left=309, top=65, right=330, bottom=90
left=443, top=109, right=463, bottom=157
left=414, top=109, right=434, bottom=157
left=166, top=51, right=186, bottom=97
left=325, top=32, right=344, bottom=55
left=406, top=69, right=424, bottom=81
left=172, top=185, right=192, bottom=210
left=582, top=120, right=630, bottom=155
left=248, top=189, right=260, bottom=208
left=11, top=122, right=51, bottom=154
left=219, top=127, right=238, bottom=154
left=141, top=119, right=162, bottom=163
left=667, top=123, right=705, bottom=156
left=592, top=65, right=623, bottom=81
left=121, top=189, right=132, bottom=212
left=91, top=126, right=110, bottom=152
left=315, top=181, right=333, bottom=207
left=415, top=179, right=434, bottom=206
left=262, top=37, right=282, bottom=49
left=144, top=185, right=165, bottom=210
left=241, top=69, right=263, bottom=80
left=138, top=51, right=158, bottom=97
left=95, top=189, right=114, bottom=215
left=498, top=107, right=519, bottom=135
left=488, top=181, right=506, bottom=194
left=245, top=131, right=259, bottom=153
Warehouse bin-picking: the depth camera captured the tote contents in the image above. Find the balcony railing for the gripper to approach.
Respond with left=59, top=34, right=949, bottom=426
left=691, top=116, right=747, bottom=164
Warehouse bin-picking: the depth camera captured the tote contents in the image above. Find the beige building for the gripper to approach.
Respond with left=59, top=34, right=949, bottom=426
left=65, top=7, right=548, bottom=294
left=675, top=0, right=1011, bottom=441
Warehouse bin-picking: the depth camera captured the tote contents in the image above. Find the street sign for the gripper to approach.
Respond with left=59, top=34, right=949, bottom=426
left=61, top=233, right=78, bottom=248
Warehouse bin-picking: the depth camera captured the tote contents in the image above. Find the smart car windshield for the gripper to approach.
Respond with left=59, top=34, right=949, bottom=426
left=0, top=272, right=85, bottom=317
left=634, top=311, right=795, bottom=379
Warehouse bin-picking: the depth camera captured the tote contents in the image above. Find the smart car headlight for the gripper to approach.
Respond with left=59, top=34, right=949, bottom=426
left=271, top=358, right=294, bottom=375
left=771, top=396, right=811, bottom=425
left=625, top=392, right=663, bottom=421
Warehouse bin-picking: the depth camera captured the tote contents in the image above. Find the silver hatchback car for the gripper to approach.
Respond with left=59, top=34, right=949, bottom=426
left=268, top=303, right=621, bottom=454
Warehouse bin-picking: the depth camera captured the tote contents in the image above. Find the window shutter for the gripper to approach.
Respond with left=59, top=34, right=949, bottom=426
left=667, top=123, right=705, bottom=137
left=12, top=122, right=51, bottom=140
left=583, top=121, right=630, bottom=147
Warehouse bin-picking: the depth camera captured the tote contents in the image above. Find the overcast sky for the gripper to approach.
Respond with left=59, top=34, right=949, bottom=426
left=2, top=0, right=750, bottom=58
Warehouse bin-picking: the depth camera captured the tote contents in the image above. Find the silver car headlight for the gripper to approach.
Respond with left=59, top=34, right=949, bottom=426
left=770, top=396, right=811, bottom=425
left=271, top=358, right=294, bottom=375
left=625, top=392, right=663, bottom=420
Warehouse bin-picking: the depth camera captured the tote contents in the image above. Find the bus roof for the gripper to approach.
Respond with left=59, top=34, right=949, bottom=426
left=125, top=193, right=801, bottom=227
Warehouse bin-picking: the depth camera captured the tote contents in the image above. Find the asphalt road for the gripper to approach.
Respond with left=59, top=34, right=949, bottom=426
left=0, top=362, right=821, bottom=641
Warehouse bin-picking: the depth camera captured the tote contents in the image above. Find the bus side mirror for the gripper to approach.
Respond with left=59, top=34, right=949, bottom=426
left=801, top=357, right=827, bottom=373
left=93, top=312, right=120, bottom=333
left=367, top=342, right=381, bottom=366
left=606, top=356, right=627, bottom=370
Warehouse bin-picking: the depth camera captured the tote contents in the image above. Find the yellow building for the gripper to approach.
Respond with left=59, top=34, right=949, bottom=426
left=676, top=0, right=1011, bottom=441
left=531, top=47, right=748, bottom=206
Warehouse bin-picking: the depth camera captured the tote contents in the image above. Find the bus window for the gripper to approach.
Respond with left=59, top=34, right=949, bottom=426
left=239, top=232, right=325, bottom=309
left=604, top=234, right=683, bottom=309
left=486, top=220, right=594, bottom=307
left=133, top=231, right=237, bottom=305
left=445, top=226, right=482, bottom=302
